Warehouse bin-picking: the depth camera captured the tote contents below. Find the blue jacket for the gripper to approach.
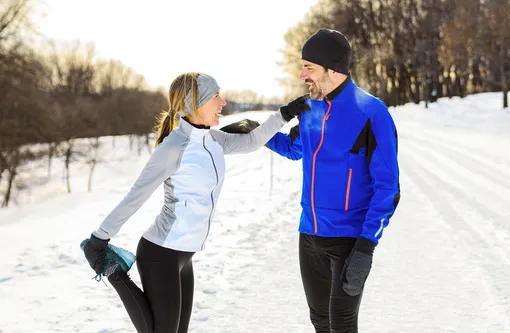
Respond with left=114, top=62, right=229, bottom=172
left=267, top=78, right=400, bottom=244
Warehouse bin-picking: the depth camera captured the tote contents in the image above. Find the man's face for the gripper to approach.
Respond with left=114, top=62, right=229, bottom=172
left=299, top=60, right=334, bottom=100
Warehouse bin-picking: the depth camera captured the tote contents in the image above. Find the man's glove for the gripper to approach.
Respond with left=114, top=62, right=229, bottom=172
left=341, top=237, right=376, bottom=296
left=83, top=234, right=109, bottom=275
left=288, top=113, right=302, bottom=143
left=279, top=94, right=310, bottom=122
left=219, top=119, right=260, bottom=134
left=289, top=125, right=300, bottom=143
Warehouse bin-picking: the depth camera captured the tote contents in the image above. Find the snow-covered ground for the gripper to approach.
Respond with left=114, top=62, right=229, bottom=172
left=0, top=92, right=509, bottom=332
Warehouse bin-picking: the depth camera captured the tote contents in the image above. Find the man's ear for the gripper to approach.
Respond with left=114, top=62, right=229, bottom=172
left=328, top=69, right=339, bottom=78
left=329, top=70, right=347, bottom=83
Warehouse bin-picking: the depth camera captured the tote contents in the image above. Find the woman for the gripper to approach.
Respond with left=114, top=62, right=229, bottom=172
left=82, top=72, right=309, bottom=333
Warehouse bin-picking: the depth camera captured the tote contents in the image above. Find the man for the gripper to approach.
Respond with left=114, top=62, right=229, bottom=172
left=266, top=29, right=401, bottom=333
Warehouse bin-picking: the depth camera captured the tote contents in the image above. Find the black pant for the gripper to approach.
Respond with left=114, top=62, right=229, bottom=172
left=299, top=233, right=364, bottom=333
left=107, top=237, right=195, bottom=333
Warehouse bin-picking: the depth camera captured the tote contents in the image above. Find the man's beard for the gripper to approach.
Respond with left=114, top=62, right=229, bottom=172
left=308, top=75, right=334, bottom=100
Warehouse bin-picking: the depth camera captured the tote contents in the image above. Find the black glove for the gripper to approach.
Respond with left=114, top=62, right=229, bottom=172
left=280, top=94, right=310, bottom=122
left=341, top=237, right=376, bottom=296
left=220, top=119, right=260, bottom=134
left=289, top=125, right=300, bottom=143
left=83, top=234, right=109, bottom=275
left=288, top=113, right=302, bottom=143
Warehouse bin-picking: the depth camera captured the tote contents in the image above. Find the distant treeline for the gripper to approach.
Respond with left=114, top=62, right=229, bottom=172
left=280, top=0, right=509, bottom=109
left=0, top=0, right=283, bottom=207
left=2, top=0, right=508, bottom=207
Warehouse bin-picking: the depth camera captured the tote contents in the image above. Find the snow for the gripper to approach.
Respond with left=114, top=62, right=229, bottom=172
left=1, top=92, right=509, bottom=332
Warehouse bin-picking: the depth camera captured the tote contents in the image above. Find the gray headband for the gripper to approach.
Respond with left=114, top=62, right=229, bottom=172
left=181, top=73, right=220, bottom=116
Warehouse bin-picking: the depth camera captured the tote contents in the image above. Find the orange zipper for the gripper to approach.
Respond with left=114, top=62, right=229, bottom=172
left=311, top=99, right=332, bottom=235
left=345, top=168, right=352, bottom=211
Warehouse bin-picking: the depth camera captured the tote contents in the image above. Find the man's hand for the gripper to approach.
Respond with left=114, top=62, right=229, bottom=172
left=342, top=237, right=376, bottom=296
left=280, top=94, right=310, bottom=122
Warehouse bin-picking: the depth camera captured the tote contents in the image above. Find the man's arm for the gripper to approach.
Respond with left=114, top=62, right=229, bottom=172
left=361, top=104, right=401, bottom=244
left=341, top=103, right=400, bottom=296
left=266, top=125, right=303, bottom=161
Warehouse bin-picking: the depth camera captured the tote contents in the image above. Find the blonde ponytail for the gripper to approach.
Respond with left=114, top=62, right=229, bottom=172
left=154, top=110, right=177, bottom=147
left=154, top=72, right=200, bottom=146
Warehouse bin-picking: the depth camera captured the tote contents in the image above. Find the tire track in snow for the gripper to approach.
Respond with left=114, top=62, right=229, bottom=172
left=401, top=148, right=509, bottom=265
left=400, top=151, right=510, bottom=331
left=404, top=136, right=510, bottom=229
left=390, top=164, right=491, bottom=332
left=405, top=132, right=510, bottom=189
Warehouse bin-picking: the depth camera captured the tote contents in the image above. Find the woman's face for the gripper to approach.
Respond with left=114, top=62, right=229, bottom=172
left=191, top=92, right=227, bottom=127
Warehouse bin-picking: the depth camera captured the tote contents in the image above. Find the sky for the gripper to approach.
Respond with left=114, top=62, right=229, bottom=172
left=1, top=92, right=510, bottom=332
left=34, top=0, right=318, bottom=97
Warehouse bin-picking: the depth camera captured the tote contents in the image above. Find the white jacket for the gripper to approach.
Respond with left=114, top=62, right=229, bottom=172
left=93, top=111, right=286, bottom=252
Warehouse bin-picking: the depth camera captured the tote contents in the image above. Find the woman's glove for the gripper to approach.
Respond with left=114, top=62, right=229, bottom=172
left=219, top=119, right=260, bottom=134
left=83, top=234, right=110, bottom=275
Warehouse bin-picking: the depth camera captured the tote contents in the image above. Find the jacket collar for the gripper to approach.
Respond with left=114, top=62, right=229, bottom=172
left=326, top=73, right=351, bottom=101
left=177, top=117, right=210, bottom=141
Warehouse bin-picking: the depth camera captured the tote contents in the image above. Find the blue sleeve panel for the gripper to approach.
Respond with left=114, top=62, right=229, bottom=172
left=266, top=132, right=303, bottom=161
left=361, top=101, right=400, bottom=244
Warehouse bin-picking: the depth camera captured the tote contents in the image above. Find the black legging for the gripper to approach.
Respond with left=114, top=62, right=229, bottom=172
left=299, top=233, right=364, bottom=333
left=107, top=237, right=195, bottom=333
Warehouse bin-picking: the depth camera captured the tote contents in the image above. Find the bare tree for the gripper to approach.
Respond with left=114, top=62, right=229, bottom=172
left=281, top=0, right=506, bottom=108
left=85, top=137, right=100, bottom=192
left=0, top=42, right=49, bottom=206
left=93, top=58, right=147, bottom=147
left=483, top=0, right=510, bottom=107
left=2, top=148, right=20, bottom=207
left=0, top=0, right=34, bottom=46
left=0, top=0, right=40, bottom=206
left=279, top=0, right=334, bottom=99
left=0, top=2, right=175, bottom=206
left=44, top=40, right=98, bottom=193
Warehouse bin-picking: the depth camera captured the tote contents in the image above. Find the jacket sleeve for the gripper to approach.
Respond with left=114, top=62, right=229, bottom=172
left=265, top=132, right=303, bottom=161
left=210, top=111, right=287, bottom=154
left=92, top=140, right=181, bottom=240
left=361, top=103, right=401, bottom=244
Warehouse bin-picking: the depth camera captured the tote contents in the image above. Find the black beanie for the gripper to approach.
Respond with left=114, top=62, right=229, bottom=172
left=301, top=29, right=352, bottom=74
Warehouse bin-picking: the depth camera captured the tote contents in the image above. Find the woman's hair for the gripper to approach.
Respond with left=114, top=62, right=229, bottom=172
left=154, top=72, right=200, bottom=146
